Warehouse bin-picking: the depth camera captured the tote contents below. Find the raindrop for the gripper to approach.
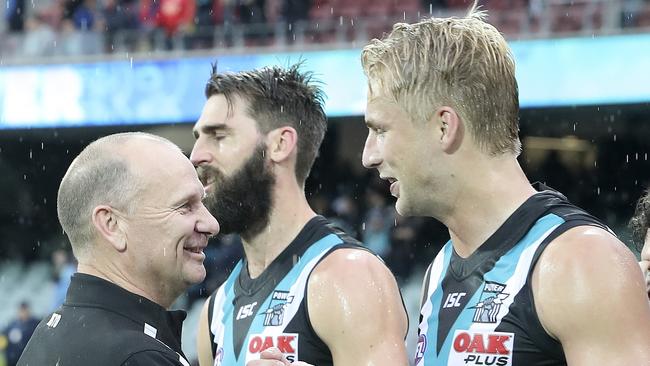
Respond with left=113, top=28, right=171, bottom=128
left=41, top=142, right=44, bottom=150
left=23, top=174, right=27, bottom=181
left=42, top=164, right=46, bottom=172
left=362, top=222, right=366, bottom=231
left=163, top=248, right=166, bottom=256
left=43, top=197, right=47, bottom=204
left=636, top=152, right=639, bottom=160
left=429, top=3, right=433, bottom=14
left=613, top=134, right=616, bottom=142
left=596, top=187, right=600, bottom=195
left=29, top=149, right=33, bottom=159
left=626, top=154, right=629, bottom=163
left=339, top=16, right=343, bottom=26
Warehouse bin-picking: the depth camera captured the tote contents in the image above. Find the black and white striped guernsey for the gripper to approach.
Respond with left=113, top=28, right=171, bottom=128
left=415, top=185, right=611, bottom=366
left=207, top=215, right=381, bottom=366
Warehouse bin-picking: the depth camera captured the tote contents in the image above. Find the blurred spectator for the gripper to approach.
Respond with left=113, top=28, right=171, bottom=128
left=103, top=0, right=139, bottom=31
left=1, top=302, right=39, bottom=366
left=142, top=0, right=196, bottom=35
left=140, top=0, right=195, bottom=49
left=50, top=249, right=76, bottom=311
left=387, top=215, right=420, bottom=282
left=283, top=0, right=310, bottom=24
left=102, top=0, right=140, bottom=51
left=331, top=192, right=360, bottom=238
left=71, top=0, right=103, bottom=31
left=158, top=0, right=196, bottom=36
left=6, top=0, right=26, bottom=32
left=22, top=13, right=58, bottom=57
left=361, top=184, right=395, bottom=258
left=237, top=0, right=266, bottom=24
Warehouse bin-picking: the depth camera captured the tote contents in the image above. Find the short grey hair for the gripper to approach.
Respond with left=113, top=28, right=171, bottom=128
left=57, top=132, right=179, bottom=258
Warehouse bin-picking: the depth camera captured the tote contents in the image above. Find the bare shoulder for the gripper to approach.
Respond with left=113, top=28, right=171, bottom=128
left=310, top=247, right=393, bottom=284
left=306, top=248, right=409, bottom=365
left=307, top=248, right=402, bottom=319
left=535, top=225, right=641, bottom=292
left=533, top=225, right=649, bottom=343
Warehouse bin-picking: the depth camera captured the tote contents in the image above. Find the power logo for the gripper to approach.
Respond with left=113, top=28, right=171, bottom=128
left=246, top=333, right=299, bottom=363
left=448, top=330, right=514, bottom=366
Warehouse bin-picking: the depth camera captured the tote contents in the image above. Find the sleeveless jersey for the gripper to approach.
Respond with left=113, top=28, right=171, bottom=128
left=207, top=216, right=369, bottom=366
left=415, top=186, right=611, bottom=366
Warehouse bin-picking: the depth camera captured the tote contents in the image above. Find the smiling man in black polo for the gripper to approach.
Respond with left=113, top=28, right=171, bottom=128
left=18, top=132, right=219, bottom=366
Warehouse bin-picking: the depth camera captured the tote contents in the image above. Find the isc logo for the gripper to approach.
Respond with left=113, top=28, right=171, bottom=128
left=449, top=330, right=514, bottom=366
left=442, top=292, right=466, bottom=308
left=246, top=333, right=299, bottom=363
left=236, top=302, right=258, bottom=320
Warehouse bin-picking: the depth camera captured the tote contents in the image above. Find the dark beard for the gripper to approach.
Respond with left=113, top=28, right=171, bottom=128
left=201, top=143, right=275, bottom=240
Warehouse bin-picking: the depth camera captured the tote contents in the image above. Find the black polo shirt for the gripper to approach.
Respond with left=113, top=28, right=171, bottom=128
left=18, top=273, right=190, bottom=366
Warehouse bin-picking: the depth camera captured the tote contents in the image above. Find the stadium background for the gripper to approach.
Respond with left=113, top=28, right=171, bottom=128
left=1, top=0, right=649, bottom=364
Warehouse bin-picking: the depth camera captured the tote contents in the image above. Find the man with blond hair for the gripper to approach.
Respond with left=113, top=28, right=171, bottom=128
left=18, top=132, right=220, bottom=366
left=359, top=4, right=650, bottom=366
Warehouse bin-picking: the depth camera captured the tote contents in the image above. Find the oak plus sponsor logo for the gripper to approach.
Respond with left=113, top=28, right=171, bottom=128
left=449, top=330, right=514, bottom=366
left=246, top=333, right=299, bottom=363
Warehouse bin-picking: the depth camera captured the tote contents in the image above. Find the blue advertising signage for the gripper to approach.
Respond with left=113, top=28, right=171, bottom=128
left=0, top=33, right=649, bottom=129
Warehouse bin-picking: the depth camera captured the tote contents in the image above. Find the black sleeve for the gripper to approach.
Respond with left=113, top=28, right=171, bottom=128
left=122, top=350, right=185, bottom=366
left=208, top=293, right=217, bottom=356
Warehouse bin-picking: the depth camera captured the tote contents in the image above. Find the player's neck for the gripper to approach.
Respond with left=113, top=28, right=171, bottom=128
left=445, top=157, right=536, bottom=258
left=242, top=181, right=316, bottom=279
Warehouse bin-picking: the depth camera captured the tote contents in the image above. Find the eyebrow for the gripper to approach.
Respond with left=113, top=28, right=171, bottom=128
left=193, top=123, right=232, bottom=139
left=364, top=118, right=379, bottom=129
left=173, top=186, right=205, bottom=207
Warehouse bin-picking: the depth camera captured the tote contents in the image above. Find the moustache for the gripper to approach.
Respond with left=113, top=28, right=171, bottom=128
left=196, top=165, right=224, bottom=186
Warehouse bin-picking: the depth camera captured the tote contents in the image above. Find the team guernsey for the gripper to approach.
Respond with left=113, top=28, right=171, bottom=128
left=207, top=216, right=368, bottom=366
left=415, top=186, right=610, bottom=366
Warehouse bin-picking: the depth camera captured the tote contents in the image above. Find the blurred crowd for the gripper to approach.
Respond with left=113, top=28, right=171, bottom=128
left=2, top=0, right=650, bottom=57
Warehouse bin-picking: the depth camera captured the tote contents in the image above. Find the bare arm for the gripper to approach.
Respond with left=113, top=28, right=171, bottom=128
left=533, top=226, right=650, bottom=365
left=308, top=249, right=409, bottom=366
left=197, top=298, right=214, bottom=366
